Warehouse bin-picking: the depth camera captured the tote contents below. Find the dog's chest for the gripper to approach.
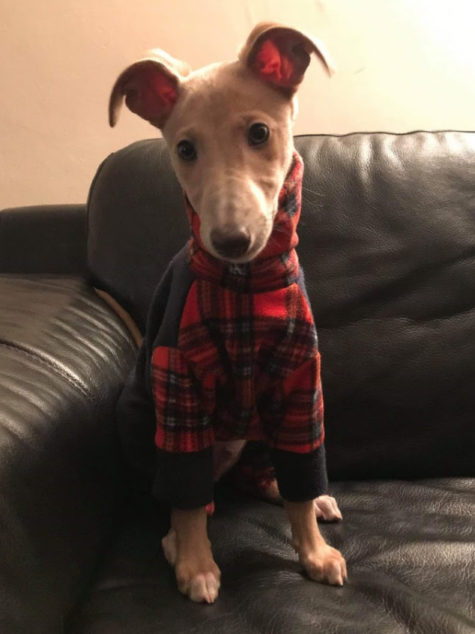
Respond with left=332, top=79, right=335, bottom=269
left=150, top=261, right=322, bottom=451
left=178, top=276, right=317, bottom=396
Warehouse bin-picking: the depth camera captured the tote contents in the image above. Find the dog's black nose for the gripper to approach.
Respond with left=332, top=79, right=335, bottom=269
left=210, top=226, right=251, bottom=259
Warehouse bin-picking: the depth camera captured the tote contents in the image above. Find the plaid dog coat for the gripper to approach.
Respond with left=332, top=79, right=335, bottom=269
left=118, top=152, right=329, bottom=509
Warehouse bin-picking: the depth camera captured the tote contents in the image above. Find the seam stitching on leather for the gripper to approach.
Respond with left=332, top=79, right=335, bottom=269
left=0, top=340, right=91, bottom=399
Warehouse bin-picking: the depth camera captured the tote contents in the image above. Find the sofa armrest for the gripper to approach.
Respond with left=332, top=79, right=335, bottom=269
left=0, top=276, right=137, bottom=633
left=0, top=204, right=87, bottom=275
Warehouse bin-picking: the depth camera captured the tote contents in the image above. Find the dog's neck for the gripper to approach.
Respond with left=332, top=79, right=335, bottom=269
left=185, top=151, right=304, bottom=293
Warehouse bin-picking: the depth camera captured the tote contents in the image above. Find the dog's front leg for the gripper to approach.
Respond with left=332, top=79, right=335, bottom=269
left=162, top=507, right=221, bottom=603
left=285, top=500, right=347, bottom=586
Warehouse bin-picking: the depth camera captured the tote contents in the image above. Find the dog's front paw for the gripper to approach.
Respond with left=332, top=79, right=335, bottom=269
left=175, top=558, right=221, bottom=604
left=314, top=495, right=343, bottom=522
left=162, top=528, right=221, bottom=603
left=300, top=544, right=347, bottom=587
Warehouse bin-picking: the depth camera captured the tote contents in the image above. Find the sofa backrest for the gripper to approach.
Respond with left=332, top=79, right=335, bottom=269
left=87, top=132, right=475, bottom=480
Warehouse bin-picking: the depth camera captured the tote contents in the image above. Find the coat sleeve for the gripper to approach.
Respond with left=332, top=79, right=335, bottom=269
left=150, top=346, right=215, bottom=509
left=145, top=249, right=216, bottom=509
left=270, top=354, right=328, bottom=502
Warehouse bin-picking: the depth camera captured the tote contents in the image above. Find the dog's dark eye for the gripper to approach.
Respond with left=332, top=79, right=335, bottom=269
left=248, top=123, right=269, bottom=146
left=177, top=140, right=197, bottom=161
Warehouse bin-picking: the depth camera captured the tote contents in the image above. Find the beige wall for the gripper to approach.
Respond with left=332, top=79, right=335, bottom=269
left=1, top=0, right=474, bottom=208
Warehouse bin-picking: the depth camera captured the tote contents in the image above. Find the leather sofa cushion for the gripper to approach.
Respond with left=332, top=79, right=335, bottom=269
left=68, top=478, right=475, bottom=634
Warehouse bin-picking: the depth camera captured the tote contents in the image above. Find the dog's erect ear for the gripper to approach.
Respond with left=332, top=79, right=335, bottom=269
left=239, top=22, right=334, bottom=95
left=109, top=49, right=191, bottom=128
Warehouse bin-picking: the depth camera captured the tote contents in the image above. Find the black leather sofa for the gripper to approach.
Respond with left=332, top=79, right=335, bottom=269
left=1, top=132, right=474, bottom=634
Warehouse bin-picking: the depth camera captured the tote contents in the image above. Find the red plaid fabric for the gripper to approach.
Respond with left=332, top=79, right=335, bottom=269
left=152, top=152, right=324, bottom=456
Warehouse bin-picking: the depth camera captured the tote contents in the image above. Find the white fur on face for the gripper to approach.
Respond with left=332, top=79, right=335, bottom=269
left=162, top=62, right=295, bottom=262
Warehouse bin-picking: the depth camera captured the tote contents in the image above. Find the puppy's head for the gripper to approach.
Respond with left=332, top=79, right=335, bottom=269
left=110, top=24, right=333, bottom=262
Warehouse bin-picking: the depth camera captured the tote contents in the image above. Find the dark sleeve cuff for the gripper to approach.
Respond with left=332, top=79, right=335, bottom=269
left=270, top=444, right=328, bottom=502
left=153, top=448, right=214, bottom=509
